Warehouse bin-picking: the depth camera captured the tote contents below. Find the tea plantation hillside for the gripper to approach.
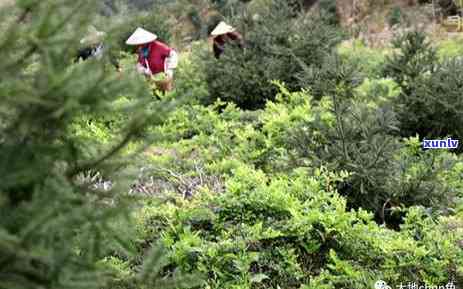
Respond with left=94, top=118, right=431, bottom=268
left=0, top=1, right=462, bottom=289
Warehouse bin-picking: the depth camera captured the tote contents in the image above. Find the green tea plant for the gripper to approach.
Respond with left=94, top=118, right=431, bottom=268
left=337, top=40, right=387, bottom=79
left=128, top=164, right=463, bottom=289
left=266, top=84, right=461, bottom=226
left=437, top=35, right=463, bottom=59
left=134, top=76, right=463, bottom=287
left=152, top=78, right=462, bottom=228
left=168, top=45, right=210, bottom=105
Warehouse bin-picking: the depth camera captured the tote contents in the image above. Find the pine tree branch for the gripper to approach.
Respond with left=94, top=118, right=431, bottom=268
left=331, top=93, right=350, bottom=164
left=5, top=1, right=90, bottom=71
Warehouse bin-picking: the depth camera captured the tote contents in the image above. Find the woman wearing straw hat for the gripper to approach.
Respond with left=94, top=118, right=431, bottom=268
left=76, top=26, right=120, bottom=71
left=126, top=27, right=178, bottom=92
left=210, top=21, right=243, bottom=59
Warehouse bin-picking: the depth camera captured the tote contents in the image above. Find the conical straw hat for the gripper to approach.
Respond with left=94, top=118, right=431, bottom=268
left=80, top=26, right=106, bottom=45
left=126, top=27, right=157, bottom=45
left=210, top=21, right=235, bottom=36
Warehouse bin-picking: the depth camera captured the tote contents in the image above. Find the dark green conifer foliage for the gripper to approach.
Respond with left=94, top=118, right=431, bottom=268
left=0, top=1, right=191, bottom=289
left=202, top=0, right=343, bottom=109
left=384, top=31, right=463, bottom=147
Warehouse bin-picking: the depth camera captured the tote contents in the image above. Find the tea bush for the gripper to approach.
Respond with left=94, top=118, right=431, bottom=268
left=150, top=81, right=463, bottom=227
left=125, top=165, right=463, bottom=289
left=168, top=43, right=210, bottom=105
left=354, top=77, right=401, bottom=106
left=130, top=77, right=463, bottom=287
left=337, top=40, right=387, bottom=79
left=437, top=36, right=463, bottom=59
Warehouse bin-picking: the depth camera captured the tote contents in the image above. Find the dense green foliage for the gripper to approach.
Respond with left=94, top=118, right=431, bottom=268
left=109, top=6, right=172, bottom=52
left=0, top=1, right=193, bottom=289
left=202, top=0, right=343, bottom=109
left=384, top=31, right=463, bottom=148
left=126, top=88, right=463, bottom=288
left=1, top=0, right=463, bottom=289
left=318, top=0, right=338, bottom=25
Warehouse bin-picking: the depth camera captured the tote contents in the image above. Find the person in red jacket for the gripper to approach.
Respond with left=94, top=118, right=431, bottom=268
left=210, top=21, right=243, bottom=59
left=126, top=27, right=178, bottom=91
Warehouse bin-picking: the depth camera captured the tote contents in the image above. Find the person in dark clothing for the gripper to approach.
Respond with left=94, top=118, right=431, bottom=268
left=75, top=26, right=120, bottom=71
left=76, top=45, right=103, bottom=61
left=75, top=45, right=120, bottom=70
left=210, top=21, right=243, bottom=59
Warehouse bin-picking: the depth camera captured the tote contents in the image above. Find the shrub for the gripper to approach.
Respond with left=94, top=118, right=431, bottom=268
left=384, top=31, right=463, bottom=147
left=337, top=40, right=387, bottom=79
left=383, top=137, right=462, bottom=216
left=354, top=77, right=401, bottom=106
left=168, top=43, right=210, bottom=105
left=297, top=52, right=361, bottom=101
left=277, top=85, right=460, bottom=225
left=155, top=81, right=462, bottom=227
left=295, top=98, right=402, bottom=216
left=202, top=0, right=343, bottom=109
left=318, top=0, right=339, bottom=26
left=437, top=35, right=463, bottom=59
left=130, top=165, right=463, bottom=289
left=135, top=81, right=463, bottom=287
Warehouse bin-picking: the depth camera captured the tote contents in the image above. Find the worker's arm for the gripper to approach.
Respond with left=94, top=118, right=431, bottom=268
left=213, top=40, right=224, bottom=58
left=229, top=31, right=244, bottom=48
left=212, top=35, right=227, bottom=58
left=136, top=50, right=152, bottom=76
left=164, top=50, right=178, bottom=78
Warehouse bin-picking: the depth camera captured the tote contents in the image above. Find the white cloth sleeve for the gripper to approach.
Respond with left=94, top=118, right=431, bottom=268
left=165, top=69, right=174, bottom=78
left=165, top=50, right=178, bottom=72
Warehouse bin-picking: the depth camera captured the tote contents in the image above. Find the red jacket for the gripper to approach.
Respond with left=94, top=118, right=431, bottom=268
left=137, top=40, right=172, bottom=74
